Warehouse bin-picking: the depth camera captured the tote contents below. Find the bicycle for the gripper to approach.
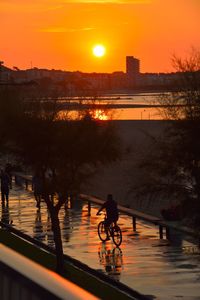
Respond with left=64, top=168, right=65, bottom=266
left=97, top=213, right=122, bottom=246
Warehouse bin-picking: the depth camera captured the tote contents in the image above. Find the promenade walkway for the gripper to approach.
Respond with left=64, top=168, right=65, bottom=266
left=1, top=183, right=200, bottom=300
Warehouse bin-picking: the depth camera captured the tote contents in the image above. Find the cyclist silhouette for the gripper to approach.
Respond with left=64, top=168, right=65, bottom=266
left=96, top=194, right=119, bottom=240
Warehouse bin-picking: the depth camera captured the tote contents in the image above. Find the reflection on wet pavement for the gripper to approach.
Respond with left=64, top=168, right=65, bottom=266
left=1, top=185, right=200, bottom=300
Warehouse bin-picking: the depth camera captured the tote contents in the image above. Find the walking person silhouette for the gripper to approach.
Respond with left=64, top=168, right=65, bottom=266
left=0, top=169, right=10, bottom=204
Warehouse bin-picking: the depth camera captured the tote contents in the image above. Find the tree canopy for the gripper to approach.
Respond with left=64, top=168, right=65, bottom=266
left=0, top=84, right=121, bottom=272
left=129, top=49, right=200, bottom=225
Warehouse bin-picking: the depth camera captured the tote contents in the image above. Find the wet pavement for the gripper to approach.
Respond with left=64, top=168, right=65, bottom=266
left=1, top=184, right=200, bottom=300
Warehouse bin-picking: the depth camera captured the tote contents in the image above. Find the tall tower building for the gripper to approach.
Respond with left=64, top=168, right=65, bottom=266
left=126, top=56, right=140, bottom=87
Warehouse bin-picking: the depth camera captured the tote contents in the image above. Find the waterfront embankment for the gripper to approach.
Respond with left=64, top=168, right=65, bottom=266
left=83, top=120, right=173, bottom=217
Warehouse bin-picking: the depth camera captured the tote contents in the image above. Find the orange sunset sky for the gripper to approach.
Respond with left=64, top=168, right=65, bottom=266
left=0, top=0, right=199, bottom=73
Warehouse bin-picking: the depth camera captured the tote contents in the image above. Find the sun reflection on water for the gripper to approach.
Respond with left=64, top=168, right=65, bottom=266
left=93, top=109, right=108, bottom=120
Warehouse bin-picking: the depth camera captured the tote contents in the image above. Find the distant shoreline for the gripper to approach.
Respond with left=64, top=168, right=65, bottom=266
left=102, top=88, right=175, bottom=95
left=59, top=102, right=168, bottom=110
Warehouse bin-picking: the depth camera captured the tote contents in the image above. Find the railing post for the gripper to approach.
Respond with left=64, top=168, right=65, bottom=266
left=159, top=225, right=163, bottom=239
left=25, top=179, right=28, bottom=190
left=132, top=216, right=136, bottom=231
left=88, top=201, right=91, bottom=216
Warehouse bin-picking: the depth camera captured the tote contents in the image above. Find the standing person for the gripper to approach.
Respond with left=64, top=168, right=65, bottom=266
left=96, top=194, right=119, bottom=240
left=0, top=169, right=10, bottom=203
left=32, top=171, right=43, bottom=209
left=5, top=163, right=12, bottom=189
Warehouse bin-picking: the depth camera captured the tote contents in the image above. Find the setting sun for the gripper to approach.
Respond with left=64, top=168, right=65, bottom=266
left=0, top=1, right=199, bottom=72
left=93, top=45, right=106, bottom=58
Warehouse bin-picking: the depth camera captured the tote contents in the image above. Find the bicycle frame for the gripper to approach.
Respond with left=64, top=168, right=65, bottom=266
left=97, top=213, right=122, bottom=246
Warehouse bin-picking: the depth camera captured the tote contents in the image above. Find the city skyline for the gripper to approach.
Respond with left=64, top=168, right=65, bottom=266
left=0, top=0, right=199, bottom=73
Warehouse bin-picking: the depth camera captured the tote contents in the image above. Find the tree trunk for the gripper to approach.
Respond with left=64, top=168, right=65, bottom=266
left=50, top=208, right=64, bottom=274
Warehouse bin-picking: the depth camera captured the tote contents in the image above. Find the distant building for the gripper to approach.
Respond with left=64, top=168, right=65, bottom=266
left=126, top=56, right=140, bottom=75
left=138, top=72, right=179, bottom=89
left=126, top=56, right=140, bottom=87
left=0, top=57, right=188, bottom=92
left=0, top=61, right=13, bottom=83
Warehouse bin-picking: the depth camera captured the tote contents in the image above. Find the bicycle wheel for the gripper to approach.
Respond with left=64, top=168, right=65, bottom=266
left=112, top=246, right=122, bottom=257
left=98, top=221, right=108, bottom=241
left=112, top=225, right=122, bottom=246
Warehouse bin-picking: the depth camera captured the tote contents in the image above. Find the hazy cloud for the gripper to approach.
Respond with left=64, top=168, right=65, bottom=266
left=0, top=0, right=151, bottom=13
left=39, top=27, right=95, bottom=33
left=62, top=0, right=151, bottom=3
left=0, top=1, right=65, bottom=13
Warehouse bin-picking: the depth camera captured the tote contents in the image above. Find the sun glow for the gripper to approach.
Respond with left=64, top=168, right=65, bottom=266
left=93, top=45, right=106, bottom=57
left=94, top=109, right=108, bottom=120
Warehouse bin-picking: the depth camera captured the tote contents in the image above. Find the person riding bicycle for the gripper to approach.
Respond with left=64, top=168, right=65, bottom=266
left=96, top=194, right=119, bottom=240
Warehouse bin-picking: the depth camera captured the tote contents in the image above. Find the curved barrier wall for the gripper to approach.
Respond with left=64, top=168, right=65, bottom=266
left=0, top=243, right=98, bottom=300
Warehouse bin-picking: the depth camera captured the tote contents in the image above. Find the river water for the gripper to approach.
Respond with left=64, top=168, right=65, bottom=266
left=108, top=92, right=162, bottom=120
left=61, top=92, right=164, bottom=120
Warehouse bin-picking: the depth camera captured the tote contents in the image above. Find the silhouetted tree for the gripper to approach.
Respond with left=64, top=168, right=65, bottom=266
left=128, top=49, right=200, bottom=224
left=0, top=86, right=26, bottom=160
left=0, top=85, right=121, bottom=273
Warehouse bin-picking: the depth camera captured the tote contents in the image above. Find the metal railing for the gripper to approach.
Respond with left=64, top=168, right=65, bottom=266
left=13, top=172, right=198, bottom=240
left=79, top=193, right=198, bottom=240
left=0, top=243, right=98, bottom=300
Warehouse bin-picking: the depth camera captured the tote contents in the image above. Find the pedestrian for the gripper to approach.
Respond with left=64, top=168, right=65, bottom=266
left=32, top=170, right=43, bottom=209
left=0, top=169, right=10, bottom=203
left=5, top=163, right=12, bottom=189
